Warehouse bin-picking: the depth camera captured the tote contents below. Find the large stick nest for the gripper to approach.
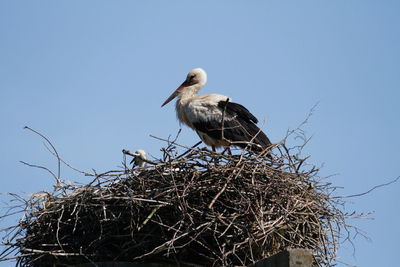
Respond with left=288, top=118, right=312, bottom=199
left=1, top=137, right=347, bottom=266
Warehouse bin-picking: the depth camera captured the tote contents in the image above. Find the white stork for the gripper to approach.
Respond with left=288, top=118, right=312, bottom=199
left=130, top=149, right=147, bottom=168
left=161, top=68, right=271, bottom=153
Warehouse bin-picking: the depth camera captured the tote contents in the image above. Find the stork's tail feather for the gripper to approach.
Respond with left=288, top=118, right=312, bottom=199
left=235, top=135, right=272, bottom=153
left=218, top=121, right=271, bottom=157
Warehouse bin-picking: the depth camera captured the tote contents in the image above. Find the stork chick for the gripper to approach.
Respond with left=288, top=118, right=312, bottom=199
left=130, top=149, right=147, bottom=168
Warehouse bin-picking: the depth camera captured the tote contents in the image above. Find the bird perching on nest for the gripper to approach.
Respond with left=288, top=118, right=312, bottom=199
left=130, top=149, right=147, bottom=168
left=161, top=68, right=272, bottom=153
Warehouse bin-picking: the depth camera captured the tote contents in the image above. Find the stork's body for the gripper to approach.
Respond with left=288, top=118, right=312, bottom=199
left=162, top=68, right=271, bottom=152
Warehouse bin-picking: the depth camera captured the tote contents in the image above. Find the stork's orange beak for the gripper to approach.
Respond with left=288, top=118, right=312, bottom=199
left=161, top=80, right=190, bottom=107
left=161, top=90, right=179, bottom=107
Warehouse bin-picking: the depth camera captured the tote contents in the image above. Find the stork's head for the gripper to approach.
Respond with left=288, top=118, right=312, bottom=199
left=161, top=68, right=207, bottom=107
left=185, top=68, right=207, bottom=88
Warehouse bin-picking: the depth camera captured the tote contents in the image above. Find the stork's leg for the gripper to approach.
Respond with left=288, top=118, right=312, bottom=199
left=211, top=146, right=219, bottom=165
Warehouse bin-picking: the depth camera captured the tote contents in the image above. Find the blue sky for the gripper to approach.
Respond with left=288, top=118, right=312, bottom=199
left=1, top=1, right=399, bottom=266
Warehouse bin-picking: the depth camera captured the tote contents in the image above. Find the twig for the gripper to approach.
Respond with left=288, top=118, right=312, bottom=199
left=23, top=126, right=61, bottom=184
left=335, top=176, right=400, bottom=199
left=122, top=149, right=158, bottom=165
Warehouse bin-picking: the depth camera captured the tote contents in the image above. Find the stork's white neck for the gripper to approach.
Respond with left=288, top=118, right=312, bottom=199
left=174, top=84, right=202, bottom=127
left=177, top=85, right=202, bottom=102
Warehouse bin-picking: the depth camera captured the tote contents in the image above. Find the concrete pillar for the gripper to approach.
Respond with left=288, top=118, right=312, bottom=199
left=76, top=249, right=313, bottom=267
left=249, top=249, right=313, bottom=267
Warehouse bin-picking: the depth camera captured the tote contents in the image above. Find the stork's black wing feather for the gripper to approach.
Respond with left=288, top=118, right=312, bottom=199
left=217, top=100, right=258, bottom=123
left=193, top=100, right=271, bottom=152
